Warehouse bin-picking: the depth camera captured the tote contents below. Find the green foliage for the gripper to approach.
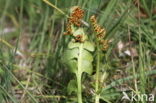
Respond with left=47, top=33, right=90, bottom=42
left=67, top=79, right=77, bottom=95
left=63, top=28, right=94, bottom=75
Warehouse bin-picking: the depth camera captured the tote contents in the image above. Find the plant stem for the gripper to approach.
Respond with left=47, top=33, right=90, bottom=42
left=77, top=43, right=83, bottom=103
left=77, top=74, right=82, bottom=103
left=95, top=44, right=100, bottom=103
left=95, top=95, right=100, bottom=103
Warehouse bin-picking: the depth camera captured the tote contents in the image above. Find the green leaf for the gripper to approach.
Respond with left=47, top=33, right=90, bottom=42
left=67, top=79, right=77, bottom=95
left=82, top=49, right=93, bottom=62
left=63, top=49, right=79, bottom=60
left=84, top=41, right=95, bottom=52
left=63, top=48, right=79, bottom=73
left=81, top=60, right=93, bottom=75
left=63, top=46, right=94, bottom=74
left=63, top=40, right=94, bottom=75
left=68, top=42, right=80, bottom=49
left=66, top=60, right=77, bottom=73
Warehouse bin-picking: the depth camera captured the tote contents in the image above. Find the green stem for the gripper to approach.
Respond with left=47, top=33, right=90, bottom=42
left=95, top=44, right=100, bottom=103
left=77, top=74, right=82, bottom=103
left=77, top=43, right=83, bottom=103
left=95, top=95, right=100, bottom=103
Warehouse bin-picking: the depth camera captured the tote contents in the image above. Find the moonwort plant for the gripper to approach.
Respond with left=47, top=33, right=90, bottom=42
left=63, top=7, right=109, bottom=103
left=90, top=15, right=109, bottom=103
left=63, top=7, right=95, bottom=103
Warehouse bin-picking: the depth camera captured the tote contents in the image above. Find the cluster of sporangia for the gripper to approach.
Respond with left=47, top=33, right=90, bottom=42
left=90, top=15, right=109, bottom=51
left=64, top=6, right=84, bottom=43
left=64, top=6, right=109, bottom=51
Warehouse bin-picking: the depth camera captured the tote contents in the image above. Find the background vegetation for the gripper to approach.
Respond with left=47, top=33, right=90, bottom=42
left=0, top=0, right=156, bottom=103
